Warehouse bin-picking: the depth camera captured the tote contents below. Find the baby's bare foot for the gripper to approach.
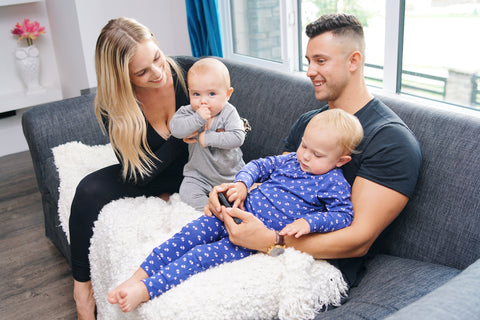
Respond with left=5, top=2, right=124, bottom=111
left=108, top=277, right=139, bottom=304
left=116, top=281, right=150, bottom=312
left=108, top=268, right=149, bottom=307
left=107, top=288, right=119, bottom=304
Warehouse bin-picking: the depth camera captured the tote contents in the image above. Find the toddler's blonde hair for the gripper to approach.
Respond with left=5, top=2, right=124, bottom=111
left=308, top=109, right=364, bottom=155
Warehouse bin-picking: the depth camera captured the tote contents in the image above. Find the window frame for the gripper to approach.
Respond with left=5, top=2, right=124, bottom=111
left=219, top=0, right=478, bottom=111
left=383, top=0, right=404, bottom=94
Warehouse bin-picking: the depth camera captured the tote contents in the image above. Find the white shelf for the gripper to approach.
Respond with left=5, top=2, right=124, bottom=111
left=0, top=0, right=41, bottom=6
left=0, top=87, right=62, bottom=113
left=1, top=0, right=62, bottom=113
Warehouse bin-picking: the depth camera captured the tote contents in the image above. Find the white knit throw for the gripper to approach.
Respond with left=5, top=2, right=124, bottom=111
left=53, top=141, right=348, bottom=320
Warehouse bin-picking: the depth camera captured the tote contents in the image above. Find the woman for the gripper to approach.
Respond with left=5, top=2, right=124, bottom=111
left=69, top=17, right=191, bottom=319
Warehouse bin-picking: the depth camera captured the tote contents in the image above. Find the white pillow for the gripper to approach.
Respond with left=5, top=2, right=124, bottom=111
left=52, top=141, right=117, bottom=242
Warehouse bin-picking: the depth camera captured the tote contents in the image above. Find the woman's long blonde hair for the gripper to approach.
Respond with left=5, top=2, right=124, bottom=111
left=94, top=17, right=186, bottom=182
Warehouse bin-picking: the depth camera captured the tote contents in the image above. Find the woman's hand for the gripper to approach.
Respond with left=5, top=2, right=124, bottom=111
left=183, top=131, right=198, bottom=144
left=198, top=130, right=206, bottom=147
left=222, top=207, right=275, bottom=252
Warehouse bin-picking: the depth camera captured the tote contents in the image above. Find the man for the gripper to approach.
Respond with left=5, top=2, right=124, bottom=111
left=205, top=13, right=421, bottom=289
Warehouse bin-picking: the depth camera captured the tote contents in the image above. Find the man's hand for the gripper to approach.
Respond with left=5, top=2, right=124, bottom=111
left=280, top=218, right=310, bottom=238
left=222, top=207, right=275, bottom=252
left=204, top=183, right=230, bottom=220
left=204, top=182, right=247, bottom=219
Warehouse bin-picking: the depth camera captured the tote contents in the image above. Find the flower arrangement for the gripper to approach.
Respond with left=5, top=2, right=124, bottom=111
left=11, top=19, right=46, bottom=46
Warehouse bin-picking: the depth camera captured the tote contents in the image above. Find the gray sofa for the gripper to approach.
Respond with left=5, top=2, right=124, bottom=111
left=22, top=56, right=480, bottom=319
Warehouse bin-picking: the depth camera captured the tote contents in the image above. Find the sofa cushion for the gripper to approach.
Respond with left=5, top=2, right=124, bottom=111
left=316, top=254, right=460, bottom=319
left=376, top=93, right=480, bottom=270
left=385, top=258, right=480, bottom=319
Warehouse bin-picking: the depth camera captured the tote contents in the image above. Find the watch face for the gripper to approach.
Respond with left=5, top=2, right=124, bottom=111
left=270, top=246, right=285, bottom=257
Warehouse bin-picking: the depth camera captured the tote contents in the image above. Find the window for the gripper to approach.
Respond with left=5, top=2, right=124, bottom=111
left=230, top=0, right=282, bottom=62
left=219, top=0, right=298, bottom=71
left=298, top=0, right=385, bottom=89
left=220, top=0, right=480, bottom=110
left=401, top=0, right=480, bottom=108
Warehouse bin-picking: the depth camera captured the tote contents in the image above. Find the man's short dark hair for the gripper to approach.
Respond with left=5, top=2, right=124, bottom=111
left=306, top=13, right=364, bottom=39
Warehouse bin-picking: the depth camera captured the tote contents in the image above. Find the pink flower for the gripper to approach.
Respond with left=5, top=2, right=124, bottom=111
left=11, top=19, right=46, bottom=46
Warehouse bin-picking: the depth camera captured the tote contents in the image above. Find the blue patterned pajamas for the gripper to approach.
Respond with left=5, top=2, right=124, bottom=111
left=139, top=152, right=354, bottom=299
left=140, top=215, right=254, bottom=298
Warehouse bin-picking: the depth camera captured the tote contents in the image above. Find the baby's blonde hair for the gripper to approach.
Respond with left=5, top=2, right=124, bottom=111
left=187, top=57, right=231, bottom=90
left=307, top=109, right=363, bottom=155
left=94, top=17, right=186, bottom=182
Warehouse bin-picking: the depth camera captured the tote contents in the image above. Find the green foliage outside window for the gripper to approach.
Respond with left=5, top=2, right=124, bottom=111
left=304, top=0, right=371, bottom=27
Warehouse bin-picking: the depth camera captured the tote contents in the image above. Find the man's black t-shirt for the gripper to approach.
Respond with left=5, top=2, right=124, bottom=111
left=283, top=98, right=422, bottom=286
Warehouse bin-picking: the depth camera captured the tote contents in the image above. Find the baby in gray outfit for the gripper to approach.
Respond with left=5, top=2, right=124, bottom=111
left=169, top=58, right=245, bottom=211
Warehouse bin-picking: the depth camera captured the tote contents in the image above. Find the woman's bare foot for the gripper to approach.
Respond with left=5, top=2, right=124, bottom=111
left=108, top=268, right=150, bottom=312
left=158, top=192, right=171, bottom=201
left=73, top=280, right=96, bottom=320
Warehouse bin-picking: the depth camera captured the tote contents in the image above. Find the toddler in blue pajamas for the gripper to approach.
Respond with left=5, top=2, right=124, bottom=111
left=108, top=108, right=364, bottom=312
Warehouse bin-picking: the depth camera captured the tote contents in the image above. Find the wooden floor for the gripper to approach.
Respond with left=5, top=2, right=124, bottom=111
left=0, top=151, right=77, bottom=319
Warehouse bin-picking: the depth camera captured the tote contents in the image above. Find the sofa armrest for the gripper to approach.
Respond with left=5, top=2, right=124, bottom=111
left=22, top=93, right=108, bottom=194
left=385, top=258, right=480, bottom=319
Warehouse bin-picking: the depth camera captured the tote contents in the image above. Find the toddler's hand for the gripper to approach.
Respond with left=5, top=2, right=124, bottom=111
left=279, top=218, right=310, bottom=238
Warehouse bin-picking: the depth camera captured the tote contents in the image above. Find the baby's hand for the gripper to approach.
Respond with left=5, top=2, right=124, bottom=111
left=279, top=218, right=310, bottom=238
left=197, top=106, right=211, bottom=120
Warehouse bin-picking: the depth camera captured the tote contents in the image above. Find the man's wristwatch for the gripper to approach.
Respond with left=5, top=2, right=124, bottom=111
left=267, top=230, right=286, bottom=257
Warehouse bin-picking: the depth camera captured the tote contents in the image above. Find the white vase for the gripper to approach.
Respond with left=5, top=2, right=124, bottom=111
left=15, top=45, right=44, bottom=95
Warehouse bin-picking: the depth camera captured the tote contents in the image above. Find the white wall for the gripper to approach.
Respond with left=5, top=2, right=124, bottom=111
left=0, top=0, right=191, bottom=157
left=44, top=0, right=89, bottom=99
left=73, top=0, right=192, bottom=90
left=47, top=0, right=191, bottom=98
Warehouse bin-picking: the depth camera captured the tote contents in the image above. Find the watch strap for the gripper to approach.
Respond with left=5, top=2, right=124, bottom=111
left=267, top=230, right=286, bottom=256
left=275, top=230, right=285, bottom=246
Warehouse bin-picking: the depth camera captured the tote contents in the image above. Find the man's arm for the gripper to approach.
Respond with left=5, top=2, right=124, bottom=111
left=221, top=176, right=409, bottom=259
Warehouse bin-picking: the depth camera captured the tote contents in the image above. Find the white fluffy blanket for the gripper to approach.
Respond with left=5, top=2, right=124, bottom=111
left=53, top=141, right=348, bottom=320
